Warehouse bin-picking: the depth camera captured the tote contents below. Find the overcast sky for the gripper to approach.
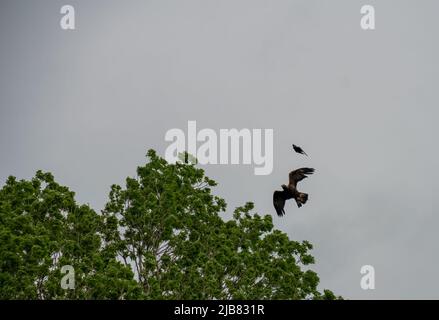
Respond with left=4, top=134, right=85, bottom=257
left=1, top=0, right=438, bottom=299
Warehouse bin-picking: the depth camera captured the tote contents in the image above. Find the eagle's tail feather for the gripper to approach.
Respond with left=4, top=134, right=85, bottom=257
left=297, top=192, right=308, bottom=206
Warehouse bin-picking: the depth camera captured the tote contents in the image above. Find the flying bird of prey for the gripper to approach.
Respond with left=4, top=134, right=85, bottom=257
left=273, top=168, right=315, bottom=217
left=292, top=144, right=308, bottom=156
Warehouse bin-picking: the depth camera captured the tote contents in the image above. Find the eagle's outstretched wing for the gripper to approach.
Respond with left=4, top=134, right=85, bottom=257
left=273, top=191, right=287, bottom=217
left=289, top=168, right=315, bottom=188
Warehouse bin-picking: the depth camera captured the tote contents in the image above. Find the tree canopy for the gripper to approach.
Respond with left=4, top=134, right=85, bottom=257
left=0, top=150, right=339, bottom=299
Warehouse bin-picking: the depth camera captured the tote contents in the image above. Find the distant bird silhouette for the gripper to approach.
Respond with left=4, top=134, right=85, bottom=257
left=292, top=144, right=308, bottom=156
left=273, top=168, right=315, bottom=217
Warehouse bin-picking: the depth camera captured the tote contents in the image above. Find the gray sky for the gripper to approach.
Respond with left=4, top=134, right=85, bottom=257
left=1, top=0, right=438, bottom=299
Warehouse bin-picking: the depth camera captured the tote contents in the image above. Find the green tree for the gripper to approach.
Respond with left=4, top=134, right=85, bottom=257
left=0, top=150, right=340, bottom=299
left=102, top=150, right=340, bottom=299
left=0, top=171, right=141, bottom=299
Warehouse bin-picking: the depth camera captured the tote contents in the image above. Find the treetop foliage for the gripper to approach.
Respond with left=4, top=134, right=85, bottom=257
left=0, top=150, right=340, bottom=299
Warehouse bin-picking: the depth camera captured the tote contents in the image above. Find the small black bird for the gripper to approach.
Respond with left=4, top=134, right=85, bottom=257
left=292, top=144, right=308, bottom=156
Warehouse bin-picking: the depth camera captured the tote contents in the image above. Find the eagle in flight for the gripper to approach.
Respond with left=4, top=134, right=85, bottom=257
left=273, top=168, right=315, bottom=217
